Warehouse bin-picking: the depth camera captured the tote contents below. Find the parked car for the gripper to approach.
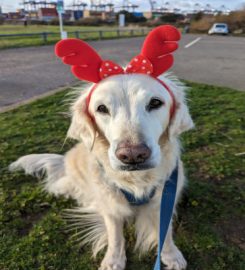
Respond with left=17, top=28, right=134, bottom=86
left=208, top=23, right=229, bottom=35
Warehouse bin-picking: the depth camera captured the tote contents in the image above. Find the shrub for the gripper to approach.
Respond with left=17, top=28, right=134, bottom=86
left=116, top=11, right=147, bottom=24
left=29, top=20, right=48, bottom=25
left=49, top=18, right=59, bottom=25
left=190, top=8, right=245, bottom=34
left=192, top=12, right=204, bottom=22
left=75, top=17, right=104, bottom=26
left=160, top=13, right=185, bottom=23
left=190, top=15, right=214, bottom=33
left=0, top=16, right=4, bottom=25
left=140, top=19, right=165, bottom=27
left=215, top=10, right=245, bottom=32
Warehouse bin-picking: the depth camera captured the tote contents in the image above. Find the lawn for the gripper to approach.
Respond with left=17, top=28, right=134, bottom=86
left=0, top=24, right=149, bottom=49
left=0, top=82, right=244, bottom=270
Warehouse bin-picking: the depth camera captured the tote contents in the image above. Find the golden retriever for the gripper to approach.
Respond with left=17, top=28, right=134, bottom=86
left=10, top=26, right=194, bottom=270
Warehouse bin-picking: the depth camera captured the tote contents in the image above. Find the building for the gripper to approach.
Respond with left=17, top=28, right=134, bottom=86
left=38, top=8, right=58, bottom=21
left=82, top=10, right=115, bottom=21
left=6, top=12, right=24, bottom=20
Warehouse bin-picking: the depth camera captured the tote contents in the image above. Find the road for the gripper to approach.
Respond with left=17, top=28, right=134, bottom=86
left=0, top=34, right=244, bottom=111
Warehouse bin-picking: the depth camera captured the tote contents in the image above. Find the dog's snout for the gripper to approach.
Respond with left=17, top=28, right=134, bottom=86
left=115, top=142, right=151, bottom=164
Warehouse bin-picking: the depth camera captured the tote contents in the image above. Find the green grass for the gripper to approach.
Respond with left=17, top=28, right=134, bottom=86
left=0, top=24, right=148, bottom=49
left=1, top=82, right=245, bottom=270
left=0, top=25, right=106, bottom=34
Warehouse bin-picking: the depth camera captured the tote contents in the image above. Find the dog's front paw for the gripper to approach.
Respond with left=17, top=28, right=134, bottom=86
left=99, top=253, right=126, bottom=270
left=161, top=246, right=187, bottom=270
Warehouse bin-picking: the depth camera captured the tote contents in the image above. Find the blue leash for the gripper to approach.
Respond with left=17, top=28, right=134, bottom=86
left=120, top=163, right=178, bottom=270
left=154, top=164, right=178, bottom=270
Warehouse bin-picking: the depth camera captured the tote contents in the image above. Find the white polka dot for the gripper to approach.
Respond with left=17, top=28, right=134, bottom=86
left=109, top=69, right=112, bottom=71
left=134, top=58, right=138, bottom=62
left=142, top=66, right=146, bottom=69
left=114, top=66, right=118, bottom=69
left=99, top=68, right=102, bottom=72
left=142, top=60, right=146, bottom=63
left=147, top=71, right=151, bottom=74
left=105, top=63, right=109, bottom=66
left=128, top=64, right=132, bottom=68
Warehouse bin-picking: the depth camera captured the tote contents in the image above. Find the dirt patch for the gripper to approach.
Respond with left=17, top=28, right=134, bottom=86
left=216, top=216, right=245, bottom=250
left=18, top=203, right=50, bottom=237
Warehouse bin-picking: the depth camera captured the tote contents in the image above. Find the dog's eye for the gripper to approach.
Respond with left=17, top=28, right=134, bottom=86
left=147, top=98, right=164, bottom=111
left=97, top=105, right=109, bottom=114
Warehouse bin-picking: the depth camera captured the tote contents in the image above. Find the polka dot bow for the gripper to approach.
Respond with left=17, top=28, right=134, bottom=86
left=55, top=25, right=181, bottom=84
left=99, top=55, right=153, bottom=79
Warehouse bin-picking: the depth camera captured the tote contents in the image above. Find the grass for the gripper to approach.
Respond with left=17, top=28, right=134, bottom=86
left=1, top=82, right=245, bottom=270
left=0, top=25, right=107, bottom=34
left=0, top=24, right=148, bottom=49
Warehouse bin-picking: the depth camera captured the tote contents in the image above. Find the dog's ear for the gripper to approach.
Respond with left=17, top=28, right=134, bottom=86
left=67, top=90, right=96, bottom=150
left=168, top=94, right=194, bottom=137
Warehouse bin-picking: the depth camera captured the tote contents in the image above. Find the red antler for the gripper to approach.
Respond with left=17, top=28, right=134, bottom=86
left=55, top=26, right=180, bottom=83
left=55, top=39, right=103, bottom=83
left=141, top=25, right=181, bottom=77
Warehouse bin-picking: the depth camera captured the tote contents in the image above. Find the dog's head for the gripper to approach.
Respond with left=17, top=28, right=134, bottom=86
left=68, top=74, right=193, bottom=171
left=55, top=25, right=194, bottom=171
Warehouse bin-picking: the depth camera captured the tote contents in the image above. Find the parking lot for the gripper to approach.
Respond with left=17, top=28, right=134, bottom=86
left=0, top=34, right=244, bottom=111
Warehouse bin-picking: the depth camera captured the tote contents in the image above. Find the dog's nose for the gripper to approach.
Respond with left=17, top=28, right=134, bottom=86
left=115, top=142, right=151, bottom=164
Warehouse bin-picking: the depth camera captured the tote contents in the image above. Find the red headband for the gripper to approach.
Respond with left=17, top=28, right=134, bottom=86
left=55, top=25, right=180, bottom=119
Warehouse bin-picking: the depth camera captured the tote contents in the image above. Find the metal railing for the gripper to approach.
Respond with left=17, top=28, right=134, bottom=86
left=0, top=28, right=151, bottom=46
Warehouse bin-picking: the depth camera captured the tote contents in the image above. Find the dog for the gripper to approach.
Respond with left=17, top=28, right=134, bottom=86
left=10, top=26, right=194, bottom=270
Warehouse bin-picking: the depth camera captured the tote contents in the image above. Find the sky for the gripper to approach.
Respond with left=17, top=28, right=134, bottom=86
left=1, top=0, right=244, bottom=13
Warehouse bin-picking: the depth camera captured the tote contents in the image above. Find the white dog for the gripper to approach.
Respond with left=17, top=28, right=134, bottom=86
left=10, top=26, right=194, bottom=270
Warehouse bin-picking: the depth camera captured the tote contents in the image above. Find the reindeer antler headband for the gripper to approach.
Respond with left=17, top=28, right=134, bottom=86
left=55, top=25, right=181, bottom=118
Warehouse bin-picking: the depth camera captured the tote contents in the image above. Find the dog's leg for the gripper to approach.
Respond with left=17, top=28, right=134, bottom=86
left=99, top=215, right=126, bottom=270
left=161, top=223, right=187, bottom=270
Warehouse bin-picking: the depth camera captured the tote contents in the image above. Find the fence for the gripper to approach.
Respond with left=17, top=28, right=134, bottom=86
left=0, top=28, right=151, bottom=49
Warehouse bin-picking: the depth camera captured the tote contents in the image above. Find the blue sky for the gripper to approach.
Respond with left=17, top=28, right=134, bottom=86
left=1, top=0, right=244, bottom=13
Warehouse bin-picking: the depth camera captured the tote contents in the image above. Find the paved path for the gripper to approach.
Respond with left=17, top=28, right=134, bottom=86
left=0, top=34, right=245, bottom=111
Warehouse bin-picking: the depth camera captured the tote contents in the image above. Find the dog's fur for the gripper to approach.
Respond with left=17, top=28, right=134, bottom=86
left=10, top=73, right=194, bottom=270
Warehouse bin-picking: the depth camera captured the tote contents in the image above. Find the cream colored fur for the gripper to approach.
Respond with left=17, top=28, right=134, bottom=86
left=10, top=73, right=194, bottom=270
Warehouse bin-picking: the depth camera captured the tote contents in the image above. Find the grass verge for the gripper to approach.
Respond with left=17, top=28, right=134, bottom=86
left=0, top=25, right=108, bottom=34
left=0, top=82, right=244, bottom=269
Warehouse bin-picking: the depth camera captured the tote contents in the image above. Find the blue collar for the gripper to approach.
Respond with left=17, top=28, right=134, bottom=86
left=120, top=187, right=156, bottom=206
